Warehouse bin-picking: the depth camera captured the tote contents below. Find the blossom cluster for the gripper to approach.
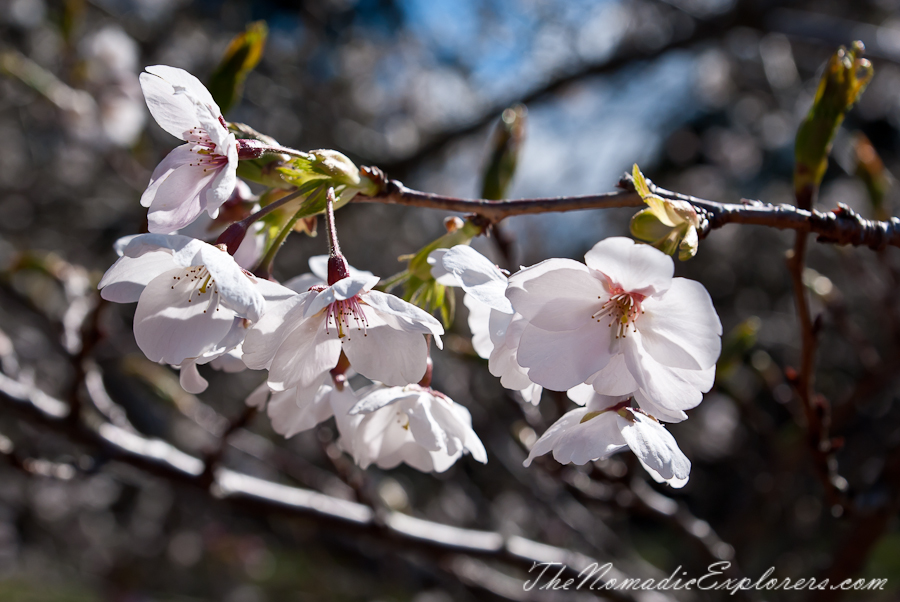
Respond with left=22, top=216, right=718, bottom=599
left=99, top=65, right=722, bottom=485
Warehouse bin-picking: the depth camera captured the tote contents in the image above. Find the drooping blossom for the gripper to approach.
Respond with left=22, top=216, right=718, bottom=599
left=506, top=237, right=721, bottom=421
left=428, top=245, right=541, bottom=404
left=524, top=384, right=690, bottom=487
left=139, top=65, right=238, bottom=233
left=246, top=374, right=356, bottom=439
left=333, top=383, right=487, bottom=473
left=98, top=234, right=292, bottom=391
left=242, top=256, right=444, bottom=396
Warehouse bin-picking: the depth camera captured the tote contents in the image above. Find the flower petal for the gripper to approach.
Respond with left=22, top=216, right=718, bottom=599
left=639, top=278, right=722, bottom=370
left=267, top=381, right=335, bottom=437
left=618, top=411, right=691, bottom=488
left=516, top=322, right=613, bottom=391
left=506, top=258, right=606, bottom=331
left=140, top=144, right=194, bottom=208
left=524, top=409, right=626, bottom=467
left=178, top=359, right=209, bottom=394
left=304, top=274, right=378, bottom=317
left=203, top=135, right=237, bottom=215
left=146, top=162, right=214, bottom=233
left=242, top=294, right=311, bottom=370
left=267, top=314, right=341, bottom=391
left=98, top=251, right=177, bottom=303
left=464, top=293, right=494, bottom=359
left=438, top=245, right=512, bottom=314
left=587, top=353, right=638, bottom=396
left=133, top=268, right=236, bottom=365
left=363, top=290, right=445, bottom=339
left=141, top=65, right=220, bottom=139
left=340, top=311, right=429, bottom=386
left=583, top=237, right=673, bottom=296
left=198, top=244, right=265, bottom=321
left=350, top=387, right=419, bottom=414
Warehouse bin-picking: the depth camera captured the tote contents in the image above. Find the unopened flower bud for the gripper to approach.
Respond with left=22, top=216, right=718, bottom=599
left=309, top=150, right=361, bottom=187
left=327, top=253, right=351, bottom=285
left=216, top=222, right=247, bottom=255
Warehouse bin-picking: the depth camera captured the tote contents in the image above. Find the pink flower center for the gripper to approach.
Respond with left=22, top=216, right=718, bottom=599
left=325, top=296, right=369, bottom=339
left=593, top=285, right=645, bottom=339
left=185, top=128, right=228, bottom=173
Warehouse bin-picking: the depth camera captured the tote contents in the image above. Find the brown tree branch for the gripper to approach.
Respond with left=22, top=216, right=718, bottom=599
left=0, top=371, right=652, bottom=602
left=354, top=176, right=900, bottom=250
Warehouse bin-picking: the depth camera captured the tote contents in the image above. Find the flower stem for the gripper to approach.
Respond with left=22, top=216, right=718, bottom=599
left=216, top=187, right=305, bottom=254
left=325, top=187, right=351, bottom=284
left=253, top=208, right=304, bottom=280
left=325, top=187, right=341, bottom=257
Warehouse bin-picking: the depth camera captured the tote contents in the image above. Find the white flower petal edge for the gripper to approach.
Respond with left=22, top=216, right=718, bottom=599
left=428, top=245, right=513, bottom=314
left=524, top=391, right=691, bottom=488
left=246, top=377, right=353, bottom=439
left=335, top=384, right=487, bottom=473
left=504, top=237, right=721, bottom=418
left=139, top=65, right=238, bottom=233
left=242, top=264, right=443, bottom=391
left=98, top=234, right=277, bottom=378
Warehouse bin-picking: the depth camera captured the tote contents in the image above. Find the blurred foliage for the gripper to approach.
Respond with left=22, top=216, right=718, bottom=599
left=209, top=20, right=268, bottom=115
left=2, top=1, right=900, bottom=601
left=794, top=41, right=873, bottom=206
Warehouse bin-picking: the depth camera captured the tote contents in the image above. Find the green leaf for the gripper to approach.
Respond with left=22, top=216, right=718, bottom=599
left=208, top=21, right=268, bottom=115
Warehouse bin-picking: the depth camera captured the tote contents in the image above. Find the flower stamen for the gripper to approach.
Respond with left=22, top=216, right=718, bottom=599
left=593, top=287, right=645, bottom=338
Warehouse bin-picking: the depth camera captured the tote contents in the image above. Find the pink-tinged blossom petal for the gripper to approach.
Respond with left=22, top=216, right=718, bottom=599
left=178, top=359, right=208, bottom=394
left=524, top=409, right=627, bottom=467
left=623, top=334, right=715, bottom=422
left=241, top=294, right=311, bottom=371
left=196, top=244, right=264, bottom=321
left=618, top=411, right=691, bottom=488
left=430, top=245, right=513, bottom=314
left=464, top=293, right=495, bottom=359
left=146, top=162, right=213, bottom=233
left=340, top=310, right=429, bottom=386
left=266, top=380, right=336, bottom=438
left=305, top=274, right=380, bottom=317
left=506, top=259, right=606, bottom=331
left=586, top=354, right=639, bottom=397
left=639, top=278, right=722, bottom=370
left=133, top=268, right=235, bottom=365
left=98, top=251, right=177, bottom=303
left=140, top=65, right=220, bottom=140
left=584, top=237, right=673, bottom=296
left=517, top=322, right=613, bottom=391
left=140, top=144, right=195, bottom=208
left=337, top=385, right=486, bottom=473
left=203, top=134, right=238, bottom=216
left=266, top=312, right=341, bottom=392
left=362, top=290, right=445, bottom=342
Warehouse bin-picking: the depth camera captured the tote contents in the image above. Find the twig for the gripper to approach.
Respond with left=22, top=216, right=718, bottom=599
left=0, top=372, right=654, bottom=602
left=355, top=177, right=900, bottom=249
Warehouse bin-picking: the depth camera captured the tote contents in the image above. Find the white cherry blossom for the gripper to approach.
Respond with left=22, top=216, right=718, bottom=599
left=246, top=375, right=356, bottom=439
left=139, top=65, right=238, bottom=233
left=334, top=384, right=487, bottom=473
left=428, top=245, right=541, bottom=404
left=97, top=234, right=290, bottom=384
left=507, top=237, right=721, bottom=421
left=242, top=258, right=444, bottom=395
left=524, top=384, right=691, bottom=487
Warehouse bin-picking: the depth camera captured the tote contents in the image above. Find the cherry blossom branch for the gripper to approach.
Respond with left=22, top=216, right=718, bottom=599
left=0, top=371, right=651, bottom=602
left=354, top=176, right=900, bottom=250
